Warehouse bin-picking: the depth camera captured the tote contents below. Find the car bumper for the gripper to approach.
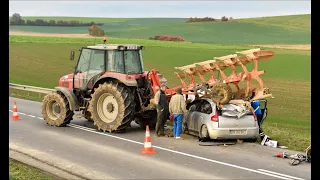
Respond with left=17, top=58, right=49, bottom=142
left=208, top=127, right=259, bottom=140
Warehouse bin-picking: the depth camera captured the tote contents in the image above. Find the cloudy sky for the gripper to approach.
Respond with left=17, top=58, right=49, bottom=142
left=9, top=1, right=311, bottom=18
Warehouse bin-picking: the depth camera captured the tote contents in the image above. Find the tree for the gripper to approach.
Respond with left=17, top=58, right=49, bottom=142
left=49, top=20, right=56, bottom=26
left=10, top=13, right=25, bottom=25
left=221, top=16, right=229, bottom=22
left=88, top=25, right=105, bottom=37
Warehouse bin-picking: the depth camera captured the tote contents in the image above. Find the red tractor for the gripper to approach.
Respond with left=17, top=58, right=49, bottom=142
left=41, top=43, right=167, bottom=132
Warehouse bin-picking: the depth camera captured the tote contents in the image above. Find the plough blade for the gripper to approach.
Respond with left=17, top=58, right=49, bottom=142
left=172, top=48, right=274, bottom=104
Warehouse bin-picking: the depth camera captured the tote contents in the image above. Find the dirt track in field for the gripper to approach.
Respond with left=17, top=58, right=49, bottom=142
left=249, top=44, right=310, bottom=51
left=9, top=31, right=311, bottom=50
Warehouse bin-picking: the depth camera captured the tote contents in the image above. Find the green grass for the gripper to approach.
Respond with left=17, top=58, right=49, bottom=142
left=235, top=14, right=310, bottom=32
left=9, top=14, right=311, bottom=44
left=9, top=159, right=61, bottom=180
left=9, top=36, right=310, bottom=152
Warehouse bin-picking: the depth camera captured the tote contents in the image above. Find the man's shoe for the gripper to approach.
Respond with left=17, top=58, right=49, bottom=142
left=175, top=137, right=184, bottom=140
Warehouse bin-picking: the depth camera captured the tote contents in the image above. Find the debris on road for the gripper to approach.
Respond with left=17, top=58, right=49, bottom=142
left=198, top=140, right=237, bottom=146
left=273, top=145, right=311, bottom=166
left=260, top=134, right=288, bottom=149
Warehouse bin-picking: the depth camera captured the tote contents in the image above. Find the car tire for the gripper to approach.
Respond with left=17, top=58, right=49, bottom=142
left=199, top=125, right=209, bottom=139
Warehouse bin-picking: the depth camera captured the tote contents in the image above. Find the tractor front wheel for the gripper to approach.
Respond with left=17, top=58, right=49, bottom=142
left=88, top=82, right=135, bottom=132
left=41, top=92, right=74, bottom=126
left=210, top=82, right=233, bottom=105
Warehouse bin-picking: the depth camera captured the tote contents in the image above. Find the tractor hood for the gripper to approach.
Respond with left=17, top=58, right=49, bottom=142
left=59, top=73, right=74, bottom=90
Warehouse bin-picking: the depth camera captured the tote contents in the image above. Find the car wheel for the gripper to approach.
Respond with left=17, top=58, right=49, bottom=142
left=199, top=125, right=209, bottom=139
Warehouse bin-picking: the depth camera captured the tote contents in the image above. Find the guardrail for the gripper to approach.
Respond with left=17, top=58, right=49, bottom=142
left=9, top=83, right=54, bottom=94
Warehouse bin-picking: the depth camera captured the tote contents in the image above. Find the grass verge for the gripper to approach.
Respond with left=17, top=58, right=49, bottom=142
left=9, top=158, right=62, bottom=180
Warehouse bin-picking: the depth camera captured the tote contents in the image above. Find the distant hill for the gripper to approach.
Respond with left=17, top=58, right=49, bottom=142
left=9, top=14, right=310, bottom=44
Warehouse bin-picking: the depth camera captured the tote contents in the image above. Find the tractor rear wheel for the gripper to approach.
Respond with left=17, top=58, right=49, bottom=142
left=41, top=92, right=74, bottom=126
left=88, top=82, right=135, bottom=132
left=210, top=82, right=233, bottom=105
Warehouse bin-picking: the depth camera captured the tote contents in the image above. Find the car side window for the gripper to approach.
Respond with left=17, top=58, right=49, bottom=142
left=199, top=101, right=212, bottom=114
left=189, top=104, right=197, bottom=111
left=187, top=100, right=200, bottom=112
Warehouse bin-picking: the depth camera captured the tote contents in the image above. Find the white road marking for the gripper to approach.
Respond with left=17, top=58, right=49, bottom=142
left=257, top=169, right=305, bottom=180
left=9, top=110, right=305, bottom=180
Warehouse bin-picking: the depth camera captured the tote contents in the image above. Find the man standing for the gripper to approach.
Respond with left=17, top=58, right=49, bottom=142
left=251, top=99, right=264, bottom=140
left=154, top=83, right=168, bottom=137
left=249, top=89, right=265, bottom=140
left=169, top=88, right=187, bottom=140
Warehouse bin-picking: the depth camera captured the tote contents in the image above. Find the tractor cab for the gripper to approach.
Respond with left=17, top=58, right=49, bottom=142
left=65, top=44, right=145, bottom=92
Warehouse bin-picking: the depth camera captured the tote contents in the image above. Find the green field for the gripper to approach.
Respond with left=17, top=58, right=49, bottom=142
left=9, top=35, right=310, bottom=151
left=9, top=14, right=311, bottom=44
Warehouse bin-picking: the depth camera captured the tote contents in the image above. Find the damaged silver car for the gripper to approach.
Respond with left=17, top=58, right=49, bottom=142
left=183, top=98, right=268, bottom=142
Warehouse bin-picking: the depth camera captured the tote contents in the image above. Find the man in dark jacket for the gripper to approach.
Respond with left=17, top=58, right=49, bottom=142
left=154, top=83, right=168, bottom=137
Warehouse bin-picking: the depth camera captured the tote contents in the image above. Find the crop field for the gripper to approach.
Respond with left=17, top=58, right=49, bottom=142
left=9, top=14, right=310, bottom=44
left=9, top=35, right=310, bottom=151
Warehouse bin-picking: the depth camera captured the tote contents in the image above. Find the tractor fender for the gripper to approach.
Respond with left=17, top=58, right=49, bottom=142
left=94, top=74, right=138, bottom=88
left=54, top=87, right=80, bottom=111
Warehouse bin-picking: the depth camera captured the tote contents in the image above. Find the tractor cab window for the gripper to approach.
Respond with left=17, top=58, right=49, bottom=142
left=106, top=50, right=143, bottom=74
left=74, top=48, right=105, bottom=90
left=89, top=50, right=105, bottom=71
left=77, top=49, right=91, bottom=73
left=107, top=50, right=125, bottom=73
left=124, top=50, right=143, bottom=74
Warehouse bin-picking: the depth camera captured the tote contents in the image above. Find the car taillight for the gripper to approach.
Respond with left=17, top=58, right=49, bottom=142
left=252, top=113, right=257, bottom=121
left=211, top=112, right=219, bottom=122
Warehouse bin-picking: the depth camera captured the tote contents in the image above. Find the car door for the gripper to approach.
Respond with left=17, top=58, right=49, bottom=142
left=194, top=100, right=212, bottom=133
left=186, top=100, right=200, bottom=132
left=192, top=99, right=205, bottom=133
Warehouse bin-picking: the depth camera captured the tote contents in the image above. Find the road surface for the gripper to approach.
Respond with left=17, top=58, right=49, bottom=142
left=9, top=97, right=311, bottom=179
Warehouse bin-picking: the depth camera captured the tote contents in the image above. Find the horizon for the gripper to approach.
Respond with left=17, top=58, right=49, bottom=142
left=9, top=1, right=311, bottom=19
left=9, top=13, right=311, bottom=20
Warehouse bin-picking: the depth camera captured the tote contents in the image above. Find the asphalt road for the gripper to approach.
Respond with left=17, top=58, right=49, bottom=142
left=9, top=97, right=311, bottom=180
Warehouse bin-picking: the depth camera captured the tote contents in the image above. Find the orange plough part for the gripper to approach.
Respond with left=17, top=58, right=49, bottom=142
left=148, top=48, right=275, bottom=104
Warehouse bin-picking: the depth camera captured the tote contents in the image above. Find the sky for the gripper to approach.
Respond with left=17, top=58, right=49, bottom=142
left=9, top=1, right=311, bottom=19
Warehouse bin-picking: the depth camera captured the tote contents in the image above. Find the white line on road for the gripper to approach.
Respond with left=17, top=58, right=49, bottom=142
left=257, top=169, right=305, bottom=180
left=9, top=110, right=305, bottom=180
left=68, top=124, right=297, bottom=180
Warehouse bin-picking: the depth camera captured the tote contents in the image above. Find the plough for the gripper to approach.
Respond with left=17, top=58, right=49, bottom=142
left=171, top=48, right=275, bottom=105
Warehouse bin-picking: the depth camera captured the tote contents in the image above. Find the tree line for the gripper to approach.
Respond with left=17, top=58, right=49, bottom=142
left=186, top=16, right=232, bottom=23
left=9, top=13, right=104, bottom=27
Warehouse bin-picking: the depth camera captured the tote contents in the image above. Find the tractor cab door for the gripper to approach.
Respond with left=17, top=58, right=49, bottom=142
left=74, top=48, right=105, bottom=90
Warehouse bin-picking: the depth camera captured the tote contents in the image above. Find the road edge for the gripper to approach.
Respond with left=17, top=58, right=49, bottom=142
left=9, top=148, right=87, bottom=180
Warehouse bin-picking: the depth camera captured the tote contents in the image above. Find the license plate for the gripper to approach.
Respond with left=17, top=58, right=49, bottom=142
left=230, top=130, right=247, bottom=135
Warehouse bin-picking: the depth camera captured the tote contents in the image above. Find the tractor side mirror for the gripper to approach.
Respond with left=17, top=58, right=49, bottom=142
left=70, top=50, right=75, bottom=60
